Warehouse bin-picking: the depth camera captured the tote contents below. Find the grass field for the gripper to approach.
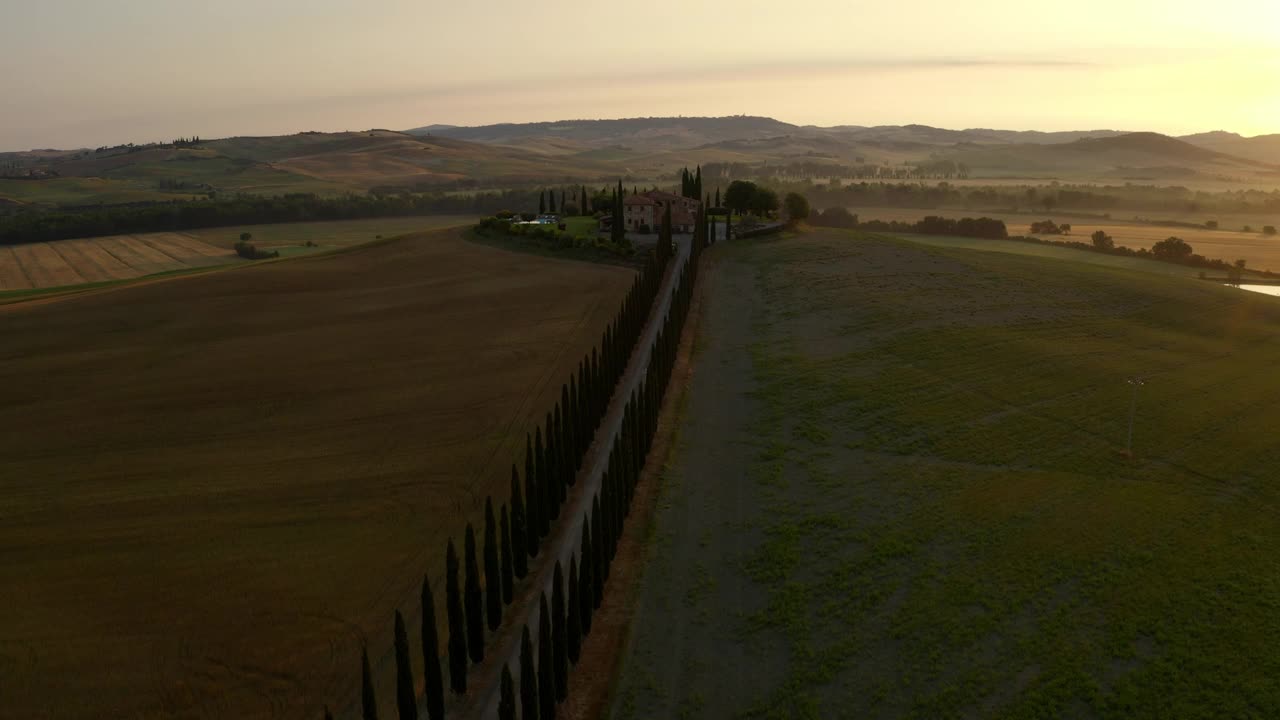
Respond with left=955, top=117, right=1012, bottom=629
left=613, top=228, right=1280, bottom=718
left=0, top=216, right=475, bottom=292
left=0, top=226, right=630, bottom=720
left=846, top=206, right=1280, bottom=271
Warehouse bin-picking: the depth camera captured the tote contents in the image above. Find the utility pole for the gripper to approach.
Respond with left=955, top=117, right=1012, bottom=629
left=1126, top=377, right=1146, bottom=456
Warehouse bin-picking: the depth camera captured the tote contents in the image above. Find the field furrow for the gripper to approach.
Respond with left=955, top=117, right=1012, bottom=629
left=10, top=242, right=86, bottom=288
left=0, top=246, right=35, bottom=290
left=128, top=234, right=195, bottom=268
left=63, top=239, right=138, bottom=281
left=45, top=240, right=116, bottom=284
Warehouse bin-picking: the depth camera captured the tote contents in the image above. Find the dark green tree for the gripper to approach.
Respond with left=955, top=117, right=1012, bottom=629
left=520, top=625, right=539, bottom=720
left=538, top=594, right=556, bottom=720
left=499, top=665, right=516, bottom=720
left=549, top=189, right=557, bottom=214
left=579, top=522, right=594, bottom=633
left=724, top=180, right=758, bottom=216
left=567, top=556, right=582, bottom=663
left=525, top=437, right=541, bottom=555
left=362, top=645, right=379, bottom=720
left=394, top=611, right=418, bottom=720
left=552, top=561, right=568, bottom=701
left=484, top=499, right=502, bottom=631
left=445, top=540, right=467, bottom=694
left=499, top=504, right=515, bottom=603
left=784, top=192, right=810, bottom=222
left=510, top=465, right=528, bottom=577
left=591, top=497, right=604, bottom=607
left=464, top=523, right=484, bottom=662
left=420, top=577, right=444, bottom=720
left=715, top=187, right=721, bottom=208
left=694, top=165, right=703, bottom=200
left=326, top=707, right=334, bottom=720
left=534, top=427, right=548, bottom=533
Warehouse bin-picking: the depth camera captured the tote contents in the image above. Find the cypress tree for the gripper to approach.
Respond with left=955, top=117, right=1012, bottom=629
left=484, top=499, right=501, bottom=631
left=567, top=556, right=582, bottom=664
left=554, top=403, right=567, bottom=503
left=510, top=465, right=528, bottom=577
left=538, top=594, right=556, bottom=720
left=394, top=611, right=418, bottom=720
left=581, top=185, right=589, bottom=215
left=525, top=436, right=540, bottom=555
left=499, top=664, right=516, bottom=720
left=362, top=645, right=379, bottom=720
left=445, top=540, right=467, bottom=694
left=552, top=561, right=568, bottom=701
left=591, top=496, right=604, bottom=607
left=420, top=576, right=444, bottom=720
left=535, top=426, right=549, bottom=530
left=549, top=189, right=557, bottom=214
left=715, top=187, right=721, bottom=208
left=542, top=413, right=558, bottom=521
left=539, top=191, right=545, bottom=215
left=695, top=165, right=703, bottom=200
left=590, top=349, right=600, bottom=420
left=520, top=626, right=538, bottom=720
left=499, top=504, right=514, bottom=603
left=568, top=376, right=580, bottom=470
left=579, top=522, right=594, bottom=633
left=464, top=523, right=484, bottom=662
left=326, top=707, right=334, bottom=720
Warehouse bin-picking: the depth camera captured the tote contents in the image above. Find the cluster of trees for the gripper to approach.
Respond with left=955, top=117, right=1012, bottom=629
left=536, top=187, right=593, bottom=217
left=1010, top=232, right=1279, bottom=277
left=678, top=166, right=703, bottom=201
left=232, top=232, right=279, bottom=260
left=722, top=181, right=779, bottom=217
left=352, top=198, right=710, bottom=720
left=1029, top=220, right=1073, bottom=235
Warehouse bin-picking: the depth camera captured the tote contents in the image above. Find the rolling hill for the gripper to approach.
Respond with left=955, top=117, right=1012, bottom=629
left=1181, top=131, right=1280, bottom=165
left=5, top=117, right=1277, bottom=209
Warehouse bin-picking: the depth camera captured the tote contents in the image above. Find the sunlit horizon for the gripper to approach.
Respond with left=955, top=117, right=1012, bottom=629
left=3, top=0, right=1278, bottom=150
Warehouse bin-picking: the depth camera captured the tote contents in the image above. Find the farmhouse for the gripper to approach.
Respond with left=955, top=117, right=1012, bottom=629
left=623, top=190, right=700, bottom=233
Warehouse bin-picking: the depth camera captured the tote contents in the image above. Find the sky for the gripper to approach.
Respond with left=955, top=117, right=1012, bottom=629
left=2, top=0, right=1278, bottom=150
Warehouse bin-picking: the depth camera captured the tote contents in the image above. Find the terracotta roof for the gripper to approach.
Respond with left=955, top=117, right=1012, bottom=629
left=623, top=195, right=657, bottom=206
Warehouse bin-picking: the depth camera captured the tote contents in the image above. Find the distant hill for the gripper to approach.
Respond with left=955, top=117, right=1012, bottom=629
left=6, top=118, right=1277, bottom=208
left=937, top=132, right=1280, bottom=179
left=408, top=116, right=801, bottom=152
left=1180, top=131, right=1280, bottom=165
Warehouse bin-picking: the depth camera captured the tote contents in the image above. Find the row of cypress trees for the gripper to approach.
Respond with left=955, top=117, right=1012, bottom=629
left=536, top=187, right=593, bottom=216
left=507, top=237, right=701, bottom=719
left=352, top=181, right=685, bottom=720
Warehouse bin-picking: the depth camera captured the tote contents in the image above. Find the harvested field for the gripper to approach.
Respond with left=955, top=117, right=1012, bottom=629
left=848, top=205, right=1280, bottom=271
left=0, top=216, right=474, bottom=292
left=613, top=229, right=1280, bottom=718
left=0, top=227, right=631, bottom=719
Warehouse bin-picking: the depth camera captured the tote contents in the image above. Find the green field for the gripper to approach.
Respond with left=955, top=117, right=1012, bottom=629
left=614, top=228, right=1280, bottom=718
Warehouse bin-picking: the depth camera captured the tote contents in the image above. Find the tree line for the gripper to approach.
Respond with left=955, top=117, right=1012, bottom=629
left=0, top=189, right=620, bottom=246
left=346, top=199, right=712, bottom=720
left=809, top=207, right=1010, bottom=240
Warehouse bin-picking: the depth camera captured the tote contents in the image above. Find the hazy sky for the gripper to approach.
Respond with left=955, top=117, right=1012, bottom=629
left=3, top=0, right=1278, bottom=150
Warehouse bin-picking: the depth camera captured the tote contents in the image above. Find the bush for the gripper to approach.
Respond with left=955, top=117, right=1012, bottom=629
left=1265, top=226, right=1277, bottom=236
left=784, top=192, right=811, bottom=222
left=1030, top=220, right=1063, bottom=235
left=495, top=209, right=515, bottom=220
left=233, top=240, right=278, bottom=260
left=812, top=207, right=858, bottom=228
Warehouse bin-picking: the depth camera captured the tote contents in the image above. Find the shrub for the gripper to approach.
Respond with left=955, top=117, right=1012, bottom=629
left=1265, top=226, right=1277, bottom=236
left=233, top=240, right=278, bottom=260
